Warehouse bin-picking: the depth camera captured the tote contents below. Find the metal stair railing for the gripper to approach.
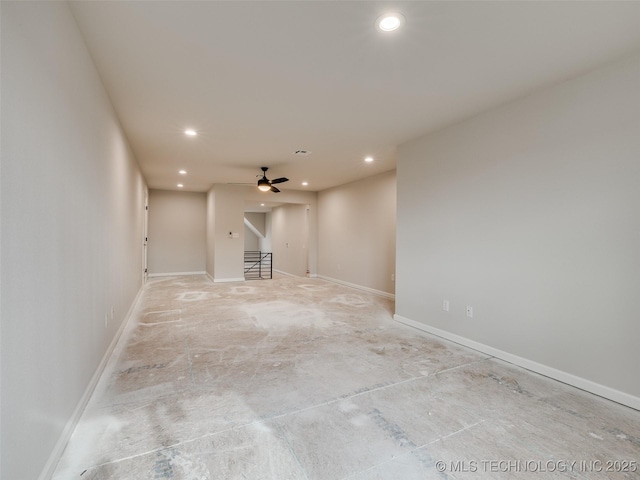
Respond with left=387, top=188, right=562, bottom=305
left=244, top=251, right=272, bottom=280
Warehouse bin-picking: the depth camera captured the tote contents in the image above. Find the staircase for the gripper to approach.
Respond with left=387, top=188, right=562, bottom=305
left=244, top=251, right=272, bottom=280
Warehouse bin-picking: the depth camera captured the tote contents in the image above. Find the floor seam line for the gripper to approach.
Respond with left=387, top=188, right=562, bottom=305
left=433, top=356, right=495, bottom=377
left=263, top=357, right=493, bottom=423
left=273, top=423, right=312, bottom=480
left=86, top=417, right=280, bottom=471
left=87, top=374, right=433, bottom=471
left=339, top=420, right=487, bottom=480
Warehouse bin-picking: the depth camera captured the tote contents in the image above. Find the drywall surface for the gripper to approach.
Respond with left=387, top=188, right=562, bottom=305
left=261, top=212, right=273, bottom=253
left=318, top=170, right=396, bottom=295
left=244, top=187, right=318, bottom=275
left=148, top=190, right=206, bottom=274
left=206, top=188, right=216, bottom=277
left=206, top=186, right=317, bottom=279
left=245, top=212, right=266, bottom=237
left=244, top=212, right=265, bottom=251
left=396, top=53, right=640, bottom=402
left=244, top=224, right=260, bottom=251
left=0, top=2, right=146, bottom=479
left=272, top=204, right=310, bottom=277
left=206, top=185, right=246, bottom=281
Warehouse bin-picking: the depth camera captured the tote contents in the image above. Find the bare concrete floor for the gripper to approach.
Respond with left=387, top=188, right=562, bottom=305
left=54, top=275, right=640, bottom=479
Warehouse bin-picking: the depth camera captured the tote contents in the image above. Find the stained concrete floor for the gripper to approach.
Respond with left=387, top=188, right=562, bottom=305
left=53, top=275, right=640, bottom=479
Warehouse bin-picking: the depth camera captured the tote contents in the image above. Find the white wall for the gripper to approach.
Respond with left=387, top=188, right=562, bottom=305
left=206, top=185, right=246, bottom=282
left=245, top=212, right=266, bottom=237
left=0, top=2, right=147, bottom=478
left=261, top=212, right=273, bottom=253
left=245, top=188, right=318, bottom=274
left=244, top=212, right=265, bottom=251
left=318, top=170, right=396, bottom=296
left=148, top=190, right=206, bottom=275
left=206, top=186, right=317, bottom=280
left=396, top=53, right=640, bottom=408
left=206, top=187, right=216, bottom=277
left=244, top=225, right=260, bottom=251
left=272, top=204, right=310, bottom=277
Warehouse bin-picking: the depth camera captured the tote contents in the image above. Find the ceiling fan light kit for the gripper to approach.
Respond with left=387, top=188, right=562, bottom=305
left=257, top=178, right=271, bottom=192
left=257, top=167, right=288, bottom=193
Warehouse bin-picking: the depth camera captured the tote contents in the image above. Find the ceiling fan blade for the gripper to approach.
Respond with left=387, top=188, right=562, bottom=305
left=270, top=177, right=289, bottom=184
left=270, top=185, right=281, bottom=193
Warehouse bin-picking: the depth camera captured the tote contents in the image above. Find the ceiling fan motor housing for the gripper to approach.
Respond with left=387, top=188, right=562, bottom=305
left=256, top=167, right=288, bottom=192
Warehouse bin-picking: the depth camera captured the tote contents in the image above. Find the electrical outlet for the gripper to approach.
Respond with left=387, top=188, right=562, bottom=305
left=442, top=300, right=450, bottom=312
left=391, top=274, right=395, bottom=282
left=111, top=306, right=115, bottom=320
left=104, top=313, right=109, bottom=327
left=466, top=306, right=473, bottom=318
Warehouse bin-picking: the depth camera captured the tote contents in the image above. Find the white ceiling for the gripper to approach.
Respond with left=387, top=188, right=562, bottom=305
left=69, top=1, right=640, bottom=193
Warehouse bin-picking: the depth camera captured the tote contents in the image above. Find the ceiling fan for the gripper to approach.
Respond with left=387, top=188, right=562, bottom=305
left=256, top=167, right=288, bottom=193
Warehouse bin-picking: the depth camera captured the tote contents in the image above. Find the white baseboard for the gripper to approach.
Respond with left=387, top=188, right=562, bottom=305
left=212, top=277, right=245, bottom=283
left=148, top=271, right=207, bottom=277
left=39, top=285, right=146, bottom=480
left=271, top=270, right=318, bottom=280
left=273, top=269, right=299, bottom=278
left=394, top=314, right=640, bottom=411
left=317, top=275, right=395, bottom=300
left=205, top=273, right=248, bottom=283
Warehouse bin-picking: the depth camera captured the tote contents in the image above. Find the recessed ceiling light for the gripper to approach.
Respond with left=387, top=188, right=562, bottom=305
left=302, top=181, right=309, bottom=186
left=184, top=129, right=197, bottom=136
left=179, top=169, right=187, bottom=175
left=261, top=203, right=265, bottom=207
left=177, top=183, right=184, bottom=188
left=365, top=156, right=374, bottom=163
left=376, top=12, right=405, bottom=32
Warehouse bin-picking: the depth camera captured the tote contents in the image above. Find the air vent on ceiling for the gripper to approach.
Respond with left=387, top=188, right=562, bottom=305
left=293, top=149, right=311, bottom=156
